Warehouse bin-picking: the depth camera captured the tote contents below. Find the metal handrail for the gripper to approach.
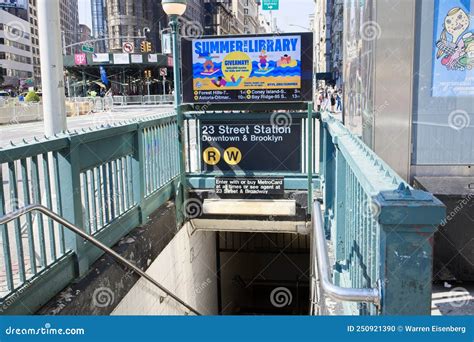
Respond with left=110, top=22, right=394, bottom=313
left=311, top=201, right=380, bottom=311
left=0, top=204, right=201, bottom=316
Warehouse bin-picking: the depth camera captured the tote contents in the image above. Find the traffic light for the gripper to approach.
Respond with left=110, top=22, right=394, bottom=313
left=144, top=70, right=152, bottom=79
left=141, top=41, right=152, bottom=53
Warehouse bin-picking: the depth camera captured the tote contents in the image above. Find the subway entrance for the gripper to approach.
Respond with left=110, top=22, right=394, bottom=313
left=216, top=232, right=310, bottom=315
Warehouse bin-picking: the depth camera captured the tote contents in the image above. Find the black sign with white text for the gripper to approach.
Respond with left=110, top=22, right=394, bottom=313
left=215, top=177, right=284, bottom=198
left=200, top=119, right=302, bottom=172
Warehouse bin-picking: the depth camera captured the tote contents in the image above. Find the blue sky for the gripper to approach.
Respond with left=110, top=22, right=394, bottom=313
left=78, top=0, right=314, bottom=33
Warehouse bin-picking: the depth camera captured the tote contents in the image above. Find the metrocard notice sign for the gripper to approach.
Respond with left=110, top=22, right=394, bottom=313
left=182, top=33, right=313, bottom=104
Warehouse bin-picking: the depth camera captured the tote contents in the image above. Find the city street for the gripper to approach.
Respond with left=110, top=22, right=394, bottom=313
left=0, top=105, right=174, bottom=147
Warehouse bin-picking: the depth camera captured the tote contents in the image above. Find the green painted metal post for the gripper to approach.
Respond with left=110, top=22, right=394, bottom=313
left=307, top=102, right=313, bottom=214
left=133, top=124, right=146, bottom=223
left=57, top=141, right=89, bottom=275
left=170, top=15, right=187, bottom=227
left=333, top=148, right=347, bottom=285
left=374, top=185, right=445, bottom=315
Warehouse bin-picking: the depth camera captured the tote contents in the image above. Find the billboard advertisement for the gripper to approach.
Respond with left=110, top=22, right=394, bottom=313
left=432, top=0, right=474, bottom=97
left=0, top=0, right=27, bottom=9
left=182, top=33, right=313, bottom=104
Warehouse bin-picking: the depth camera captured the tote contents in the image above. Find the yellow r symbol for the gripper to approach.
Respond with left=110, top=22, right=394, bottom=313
left=203, top=147, right=221, bottom=165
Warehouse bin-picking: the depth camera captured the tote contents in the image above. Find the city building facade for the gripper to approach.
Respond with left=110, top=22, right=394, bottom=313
left=60, top=0, right=80, bottom=54
left=231, top=0, right=245, bottom=34
left=313, top=0, right=343, bottom=86
left=181, top=0, right=205, bottom=35
left=258, top=12, right=272, bottom=33
left=329, top=0, right=343, bottom=86
left=204, top=0, right=235, bottom=36
left=313, top=0, right=331, bottom=74
left=25, top=0, right=79, bottom=86
left=105, top=0, right=156, bottom=52
left=0, top=9, right=33, bottom=89
left=78, top=24, right=92, bottom=44
left=91, top=0, right=108, bottom=52
left=242, top=0, right=260, bottom=34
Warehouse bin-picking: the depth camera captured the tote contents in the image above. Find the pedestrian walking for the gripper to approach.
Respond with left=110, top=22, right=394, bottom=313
left=336, top=92, right=342, bottom=112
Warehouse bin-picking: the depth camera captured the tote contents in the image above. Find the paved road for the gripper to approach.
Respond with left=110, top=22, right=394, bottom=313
left=0, top=105, right=174, bottom=148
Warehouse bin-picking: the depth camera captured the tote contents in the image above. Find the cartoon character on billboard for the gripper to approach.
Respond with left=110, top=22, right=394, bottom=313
left=436, top=7, right=474, bottom=71
left=198, top=52, right=220, bottom=75
left=212, top=75, right=243, bottom=88
left=277, top=54, right=298, bottom=68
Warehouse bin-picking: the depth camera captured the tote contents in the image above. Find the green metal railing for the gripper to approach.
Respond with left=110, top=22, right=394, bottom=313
left=0, top=113, right=179, bottom=314
left=318, top=112, right=445, bottom=315
left=0, top=109, right=447, bottom=316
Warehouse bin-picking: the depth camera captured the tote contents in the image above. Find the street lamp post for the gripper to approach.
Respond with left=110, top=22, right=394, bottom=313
left=162, top=0, right=187, bottom=227
left=38, top=0, right=67, bottom=136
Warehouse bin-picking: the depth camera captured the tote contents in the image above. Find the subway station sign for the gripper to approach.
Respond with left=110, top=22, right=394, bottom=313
left=182, top=33, right=313, bottom=104
left=201, top=119, right=302, bottom=172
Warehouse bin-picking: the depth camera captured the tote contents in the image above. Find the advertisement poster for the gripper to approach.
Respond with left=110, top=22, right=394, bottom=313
left=200, top=120, right=301, bottom=172
left=182, top=33, right=313, bottom=104
left=113, top=53, right=130, bottom=65
left=432, top=0, right=474, bottom=96
left=92, top=53, right=110, bottom=63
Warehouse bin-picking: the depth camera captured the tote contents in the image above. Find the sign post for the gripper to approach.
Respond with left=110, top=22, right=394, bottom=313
left=160, top=68, right=168, bottom=95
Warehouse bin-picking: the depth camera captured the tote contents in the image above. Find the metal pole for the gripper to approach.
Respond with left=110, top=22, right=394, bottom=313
left=307, top=102, right=313, bottom=214
left=162, top=77, right=166, bottom=95
left=170, top=15, right=186, bottom=227
left=38, top=0, right=67, bottom=136
left=82, top=71, right=86, bottom=96
left=61, top=31, right=67, bottom=55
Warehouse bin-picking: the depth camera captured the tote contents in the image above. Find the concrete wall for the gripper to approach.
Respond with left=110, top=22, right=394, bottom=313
left=112, top=224, right=218, bottom=315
